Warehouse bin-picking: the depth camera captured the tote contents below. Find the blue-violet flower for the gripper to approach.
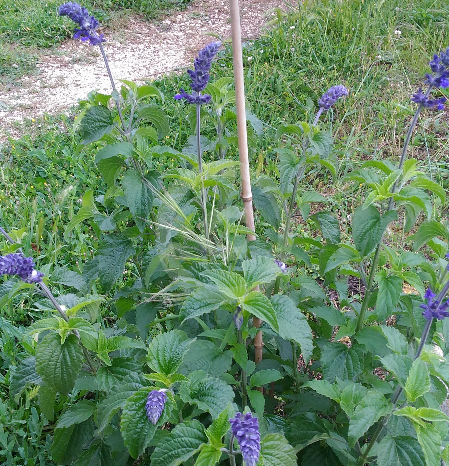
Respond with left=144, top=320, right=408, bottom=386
left=411, top=89, right=446, bottom=110
left=175, top=41, right=221, bottom=105
left=0, top=253, right=43, bottom=284
left=59, top=2, right=105, bottom=46
left=420, top=288, right=449, bottom=320
left=318, top=85, right=349, bottom=110
left=229, top=412, right=261, bottom=466
left=145, top=389, right=167, bottom=425
left=275, top=259, right=288, bottom=274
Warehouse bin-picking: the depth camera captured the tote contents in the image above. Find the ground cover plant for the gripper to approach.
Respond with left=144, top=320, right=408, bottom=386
left=2, top=0, right=449, bottom=465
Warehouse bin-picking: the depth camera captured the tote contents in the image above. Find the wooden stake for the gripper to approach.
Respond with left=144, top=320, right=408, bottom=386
left=229, top=0, right=263, bottom=365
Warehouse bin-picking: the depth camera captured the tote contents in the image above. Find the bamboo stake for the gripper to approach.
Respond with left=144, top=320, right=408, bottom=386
left=229, top=0, right=263, bottom=365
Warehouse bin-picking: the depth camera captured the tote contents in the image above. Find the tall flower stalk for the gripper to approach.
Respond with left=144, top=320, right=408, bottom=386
left=175, top=41, right=221, bottom=241
left=59, top=2, right=127, bottom=133
left=355, top=48, right=449, bottom=333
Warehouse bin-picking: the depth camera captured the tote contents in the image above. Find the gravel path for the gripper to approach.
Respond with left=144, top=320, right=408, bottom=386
left=0, top=0, right=289, bottom=141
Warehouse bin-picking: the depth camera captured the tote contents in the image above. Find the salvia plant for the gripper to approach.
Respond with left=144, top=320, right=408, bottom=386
left=2, top=3, right=449, bottom=466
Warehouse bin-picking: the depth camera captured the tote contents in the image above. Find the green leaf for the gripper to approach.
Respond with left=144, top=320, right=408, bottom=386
left=181, top=287, right=226, bottom=320
left=348, top=391, right=391, bottom=446
left=248, top=389, right=265, bottom=414
left=352, top=206, right=396, bottom=257
left=242, top=292, right=278, bottom=332
left=404, top=359, right=430, bottom=402
left=97, top=156, right=125, bottom=188
left=304, top=379, right=340, bottom=402
left=309, top=305, right=346, bottom=326
left=381, top=353, right=412, bottom=387
left=242, top=256, right=280, bottom=289
left=122, top=169, right=153, bottom=232
left=9, top=357, right=42, bottom=397
left=412, top=220, right=449, bottom=251
left=179, top=340, right=232, bottom=378
left=35, top=333, right=84, bottom=395
left=231, top=343, right=248, bottom=370
left=97, top=236, right=136, bottom=292
left=80, top=105, right=114, bottom=144
left=414, top=407, right=449, bottom=422
left=415, top=424, right=441, bottom=466
left=95, top=142, right=133, bottom=163
left=260, top=433, right=297, bottom=466
left=179, top=371, right=234, bottom=419
left=51, top=420, right=94, bottom=464
left=311, top=211, right=340, bottom=244
left=75, top=439, right=114, bottom=466
left=206, top=406, right=233, bottom=446
left=252, top=186, right=281, bottom=230
left=203, top=270, right=247, bottom=299
left=56, top=400, right=96, bottom=429
left=324, top=245, right=359, bottom=274
left=96, top=358, right=143, bottom=392
left=39, top=385, right=56, bottom=421
left=137, top=105, right=169, bottom=138
left=250, top=369, right=282, bottom=388
left=354, top=326, right=389, bottom=357
left=409, top=178, right=445, bottom=203
left=285, top=415, right=330, bottom=451
left=339, top=382, right=369, bottom=417
left=147, top=330, right=194, bottom=376
left=321, top=342, right=364, bottom=383
left=136, top=84, right=164, bottom=101
left=375, top=436, right=425, bottom=466
left=277, top=148, right=302, bottom=194
left=150, top=420, right=207, bottom=466
left=375, top=272, right=402, bottom=321
left=121, top=388, right=160, bottom=458
left=400, top=271, right=425, bottom=297
left=271, top=295, right=313, bottom=361
left=96, top=382, right=142, bottom=432
left=194, top=445, right=222, bottom=466
left=381, top=325, right=408, bottom=355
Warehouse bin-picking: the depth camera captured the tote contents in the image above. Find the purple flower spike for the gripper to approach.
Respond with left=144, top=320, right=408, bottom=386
left=318, top=85, right=349, bottom=110
left=175, top=41, right=221, bottom=105
left=0, top=253, right=43, bottom=284
left=274, top=259, right=288, bottom=274
left=145, top=390, right=167, bottom=425
left=59, top=2, right=105, bottom=46
left=420, top=288, right=449, bottom=321
left=411, top=88, right=446, bottom=110
left=229, top=412, right=261, bottom=466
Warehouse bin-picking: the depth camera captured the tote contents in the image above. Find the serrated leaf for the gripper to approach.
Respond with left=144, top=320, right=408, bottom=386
left=410, top=178, right=445, bottom=203
left=242, top=256, right=280, bottom=289
left=405, top=359, right=430, bottom=402
left=348, top=391, right=391, bottom=446
left=9, top=357, right=42, bottom=397
left=97, top=382, right=142, bottom=432
left=97, top=236, right=136, bottom=292
left=321, top=342, right=364, bottom=383
left=96, top=358, right=143, bottom=392
left=248, top=389, right=265, bottom=414
left=122, top=169, right=153, bottom=232
left=271, top=294, right=313, bottom=361
left=309, top=305, right=346, bottom=326
left=121, top=388, right=160, bottom=458
left=194, top=445, right=222, bottom=466
left=56, top=400, right=96, bottom=429
left=412, top=220, right=449, bottom=251
left=242, top=291, right=278, bottom=332
left=231, top=343, right=248, bottom=370
left=252, top=186, right=281, bottom=230
left=180, top=371, right=234, bottom=419
left=352, top=206, right=396, bottom=257
left=339, top=382, right=369, bottom=417
left=136, top=84, right=164, bottom=101
left=51, top=266, right=87, bottom=292
left=75, top=439, right=114, bottom=466
left=181, top=287, right=226, bottom=320
left=277, top=148, right=302, bottom=194
left=375, top=435, right=425, bottom=466
left=381, top=353, right=412, bottom=387
left=179, top=339, right=232, bottom=378
left=285, top=415, right=330, bottom=451
left=35, top=333, right=84, bottom=395
left=324, top=245, right=359, bottom=274
left=98, top=156, right=125, bottom=187
left=95, top=142, right=133, bottom=163
left=311, top=211, right=340, bottom=244
left=203, top=270, right=247, bottom=299
left=38, top=384, right=56, bottom=421
left=260, top=433, right=297, bottom=466
left=206, top=406, right=233, bottom=446
left=415, top=424, right=441, bottom=466
left=52, top=420, right=94, bottom=464
left=80, top=105, right=114, bottom=144
left=150, top=420, right=207, bottom=466
left=305, top=379, right=341, bottom=402
left=375, top=272, right=402, bottom=321
left=137, top=105, right=169, bottom=138
left=381, top=325, right=408, bottom=355
left=147, top=330, right=193, bottom=376
left=250, top=369, right=282, bottom=388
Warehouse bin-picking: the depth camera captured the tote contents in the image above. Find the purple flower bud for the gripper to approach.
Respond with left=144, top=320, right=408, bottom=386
left=318, top=85, right=349, bottom=110
left=411, top=88, right=446, bottom=110
left=145, top=390, right=167, bottom=425
left=59, top=2, right=105, bottom=46
left=274, top=259, right=288, bottom=274
left=0, top=254, right=43, bottom=284
left=420, top=288, right=449, bottom=320
left=234, top=305, right=243, bottom=330
left=229, top=412, right=260, bottom=466
left=175, top=42, right=221, bottom=105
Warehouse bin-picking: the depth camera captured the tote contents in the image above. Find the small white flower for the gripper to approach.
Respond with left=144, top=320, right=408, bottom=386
left=247, top=56, right=253, bottom=62
left=394, top=29, right=401, bottom=36
left=289, top=25, right=295, bottom=30
left=376, top=55, right=382, bottom=60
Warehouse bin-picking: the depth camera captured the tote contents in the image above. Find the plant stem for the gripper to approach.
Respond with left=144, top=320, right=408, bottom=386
left=229, top=434, right=236, bottom=466
left=98, top=42, right=127, bottom=133
left=196, top=102, right=209, bottom=241
left=238, top=329, right=248, bottom=408
left=355, top=100, right=425, bottom=333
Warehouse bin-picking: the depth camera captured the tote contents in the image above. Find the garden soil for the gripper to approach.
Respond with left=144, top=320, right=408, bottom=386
left=0, top=0, right=290, bottom=142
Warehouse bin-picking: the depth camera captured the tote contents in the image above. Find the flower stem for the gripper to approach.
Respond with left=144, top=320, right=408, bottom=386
left=229, top=434, right=237, bottom=466
left=196, top=102, right=209, bottom=241
left=238, top=329, right=248, bottom=408
left=98, top=43, right=126, bottom=133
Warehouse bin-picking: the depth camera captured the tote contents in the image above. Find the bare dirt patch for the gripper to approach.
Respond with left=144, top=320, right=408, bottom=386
left=0, top=0, right=291, bottom=142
